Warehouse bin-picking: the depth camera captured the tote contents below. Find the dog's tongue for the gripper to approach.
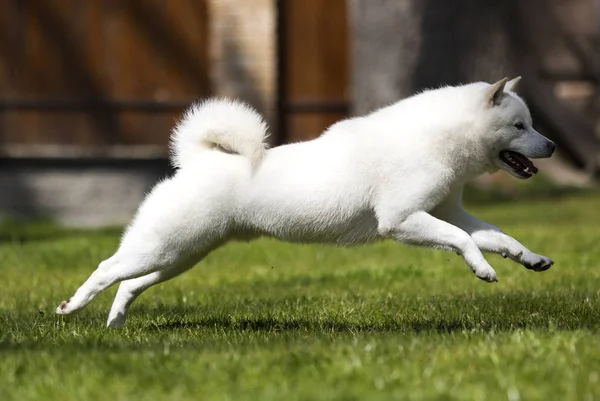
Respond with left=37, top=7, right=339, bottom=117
left=511, top=151, right=538, bottom=174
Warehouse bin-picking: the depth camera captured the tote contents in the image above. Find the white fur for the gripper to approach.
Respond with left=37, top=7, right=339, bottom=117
left=170, top=98, right=269, bottom=169
left=55, top=79, right=556, bottom=327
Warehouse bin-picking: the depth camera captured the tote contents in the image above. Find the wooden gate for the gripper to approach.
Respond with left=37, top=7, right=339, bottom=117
left=0, top=0, right=208, bottom=158
left=0, top=0, right=349, bottom=155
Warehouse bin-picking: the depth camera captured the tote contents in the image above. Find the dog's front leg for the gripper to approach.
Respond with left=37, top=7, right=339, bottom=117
left=432, top=187, right=553, bottom=272
left=445, top=210, right=553, bottom=272
left=433, top=201, right=553, bottom=272
left=378, top=211, right=498, bottom=282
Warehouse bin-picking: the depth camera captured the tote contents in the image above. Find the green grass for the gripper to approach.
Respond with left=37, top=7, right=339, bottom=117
left=2, top=192, right=600, bottom=401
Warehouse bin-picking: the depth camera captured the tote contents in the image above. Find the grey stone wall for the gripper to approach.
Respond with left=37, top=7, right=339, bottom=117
left=0, top=160, right=171, bottom=227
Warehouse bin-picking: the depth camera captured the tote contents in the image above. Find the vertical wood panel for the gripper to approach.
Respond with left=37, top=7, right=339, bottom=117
left=284, top=0, right=348, bottom=142
left=0, top=1, right=25, bottom=98
left=0, top=0, right=27, bottom=148
left=114, top=0, right=209, bottom=146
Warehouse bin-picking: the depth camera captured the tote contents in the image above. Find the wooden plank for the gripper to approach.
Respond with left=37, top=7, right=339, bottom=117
left=283, top=0, right=348, bottom=142
left=0, top=0, right=27, bottom=148
left=112, top=0, right=208, bottom=146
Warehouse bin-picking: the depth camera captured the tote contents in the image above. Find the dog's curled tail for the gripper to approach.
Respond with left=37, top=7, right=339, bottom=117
left=170, top=98, right=269, bottom=169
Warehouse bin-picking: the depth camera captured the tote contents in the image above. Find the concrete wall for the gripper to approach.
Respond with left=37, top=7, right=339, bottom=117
left=208, top=0, right=276, bottom=124
left=0, top=160, right=172, bottom=227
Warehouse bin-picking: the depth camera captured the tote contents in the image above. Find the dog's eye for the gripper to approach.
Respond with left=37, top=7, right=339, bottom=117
left=514, top=122, right=525, bottom=130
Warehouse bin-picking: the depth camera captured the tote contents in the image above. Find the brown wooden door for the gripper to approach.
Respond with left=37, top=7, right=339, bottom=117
left=279, top=0, right=349, bottom=143
left=0, top=0, right=209, bottom=157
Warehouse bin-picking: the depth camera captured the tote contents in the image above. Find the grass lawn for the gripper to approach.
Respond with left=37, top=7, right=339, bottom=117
left=1, top=191, right=600, bottom=400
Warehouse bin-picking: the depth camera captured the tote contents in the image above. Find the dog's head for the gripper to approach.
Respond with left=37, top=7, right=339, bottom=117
left=478, top=77, right=555, bottom=179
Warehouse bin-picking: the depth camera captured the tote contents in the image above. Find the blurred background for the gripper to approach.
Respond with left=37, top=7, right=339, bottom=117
left=0, top=0, right=598, bottom=227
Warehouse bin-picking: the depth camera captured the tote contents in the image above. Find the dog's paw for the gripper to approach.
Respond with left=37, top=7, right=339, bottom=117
left=55, top=300, right=72, bottom=315
left=475, top=267, right=498, bottom=283
left=106, top=312, right=127, bottom=328
left=521, top=253, right=554, bottom=272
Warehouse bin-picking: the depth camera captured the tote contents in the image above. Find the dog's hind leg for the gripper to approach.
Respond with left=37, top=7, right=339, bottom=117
left=56, top=234, right=224, bottom=318
left=106, top=259, right=198, bottom=328
left=55, top=252, right=165, bottom=316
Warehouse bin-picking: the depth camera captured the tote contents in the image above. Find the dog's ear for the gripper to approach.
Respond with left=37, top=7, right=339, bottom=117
left=505, top=76, right=522, bottom=93
left=486, top=78, right=508, bottom=106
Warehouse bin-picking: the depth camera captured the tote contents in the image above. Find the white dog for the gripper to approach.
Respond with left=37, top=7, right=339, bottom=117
left=56, top=77, right=556, bottom=327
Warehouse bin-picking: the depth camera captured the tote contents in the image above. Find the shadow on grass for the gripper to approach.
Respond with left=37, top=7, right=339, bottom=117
left=1, top=292, right=598, bottom=352
left=145, top=291, right=600, bottom=334
left=146, top=313, right=595, bottom=335
left=147, top=315, right=508, bottom=334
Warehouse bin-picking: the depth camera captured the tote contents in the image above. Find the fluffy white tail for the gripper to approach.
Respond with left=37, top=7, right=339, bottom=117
left=170, top=98, right=269, bottom=169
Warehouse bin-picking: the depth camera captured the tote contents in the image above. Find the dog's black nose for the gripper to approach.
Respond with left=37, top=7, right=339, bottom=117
left=548, top=141, right=556, bottom=156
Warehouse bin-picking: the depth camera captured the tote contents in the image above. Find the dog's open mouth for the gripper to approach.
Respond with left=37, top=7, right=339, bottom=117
left=499, top=150, right=538, bottom=178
